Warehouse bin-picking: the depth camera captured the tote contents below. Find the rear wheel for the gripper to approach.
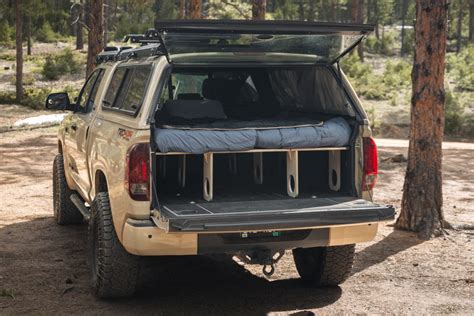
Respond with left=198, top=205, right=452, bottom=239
left=88, top=192, right=140, bottom=298
left=293, top=244, right=355, bottom=286
left=52, top=154, right=83, bottom=225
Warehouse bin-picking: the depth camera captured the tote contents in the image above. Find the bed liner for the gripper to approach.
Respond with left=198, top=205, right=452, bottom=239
left=153, top=195, right=395, bottom=232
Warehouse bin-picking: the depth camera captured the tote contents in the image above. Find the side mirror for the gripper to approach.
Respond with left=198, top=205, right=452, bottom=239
left=45, top=92, right=75, bottom=111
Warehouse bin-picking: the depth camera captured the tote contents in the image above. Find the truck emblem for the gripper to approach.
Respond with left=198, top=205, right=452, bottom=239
left=118, top=128, right=133, bottom=141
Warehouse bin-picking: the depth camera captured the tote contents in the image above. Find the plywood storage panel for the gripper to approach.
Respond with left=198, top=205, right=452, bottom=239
left=156, top=147, right=347, bottom=202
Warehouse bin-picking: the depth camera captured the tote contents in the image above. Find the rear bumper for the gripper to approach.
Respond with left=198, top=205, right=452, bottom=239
left=121, top=219, right=381, bottom=256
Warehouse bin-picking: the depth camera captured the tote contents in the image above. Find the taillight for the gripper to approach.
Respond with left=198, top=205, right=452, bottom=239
left=125, top=143, right=150, bottom=201
left=362, top=137, right=378, bottom=191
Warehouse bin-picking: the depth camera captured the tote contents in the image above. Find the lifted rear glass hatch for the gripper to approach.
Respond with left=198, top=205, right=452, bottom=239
left=154, top=19, right=374, bottom=64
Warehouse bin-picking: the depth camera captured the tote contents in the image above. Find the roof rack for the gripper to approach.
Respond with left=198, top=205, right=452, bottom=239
left=96, top=28, right=165, bottom=64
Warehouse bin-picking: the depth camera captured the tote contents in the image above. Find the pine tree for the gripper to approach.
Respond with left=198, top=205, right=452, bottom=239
left=15, top=0, right=23, bottom=103
left=189, top=0, right=201, bottom=18
left=396, top=0, right=449, bottom=239
left=86, top=0, right=104, bottom=76
left=252, top=0, right=266, bottom=20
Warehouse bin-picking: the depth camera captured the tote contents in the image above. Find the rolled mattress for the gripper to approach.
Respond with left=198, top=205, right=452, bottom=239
left=154, top=117, right=351, bottom=154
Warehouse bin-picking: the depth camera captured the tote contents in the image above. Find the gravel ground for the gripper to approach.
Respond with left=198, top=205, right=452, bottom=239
left=0, top=127, right=473, bottom=315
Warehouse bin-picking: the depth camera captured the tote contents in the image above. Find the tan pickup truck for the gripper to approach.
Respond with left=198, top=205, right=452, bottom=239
left=46, top=20, right=394, bottom=298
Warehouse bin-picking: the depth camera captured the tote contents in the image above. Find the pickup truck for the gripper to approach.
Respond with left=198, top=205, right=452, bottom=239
left=46, top=20, right=395, bottom=298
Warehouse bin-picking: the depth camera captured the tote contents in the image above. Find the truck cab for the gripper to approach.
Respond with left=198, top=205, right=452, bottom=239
left=47, top=20, right=394, bottom=298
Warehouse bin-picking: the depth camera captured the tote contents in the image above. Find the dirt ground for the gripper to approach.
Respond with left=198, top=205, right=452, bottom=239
left=0, top=127, right=473, bottom=315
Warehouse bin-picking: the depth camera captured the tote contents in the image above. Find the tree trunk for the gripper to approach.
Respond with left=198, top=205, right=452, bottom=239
left=178, top=0, right=186, bottom=19
left=76, top=1, right=84, bottom=50
left=374, top=1, right=380, bottom=39
left=367, top=0, right=372, bottom=22
left=103, top=0, right=109, bottom=46
left=395, top=0, right=448, bottom=239
left=456, top=1, right=465, bottom=53
left=86, top=0, right=104, bottom=77
left=470, top=3, right=474, bottom=40
left=26, top=13, right=31, bottom=56
left=357, top=0, right=364, bottom=60
left=330, top=0, right=337, bottom=21
left=298, top=0, right=305, bottom=21
left=15, top=0, right=23, bottom=103
left=400, top=0, right=409, bottom=56
left=308, top=0, right=316, bottom=21
left=252, top=0, right=266, bottom=20
left=351, top=0, right=364, bottom=61
left=189, top=0, right=201, bottom=19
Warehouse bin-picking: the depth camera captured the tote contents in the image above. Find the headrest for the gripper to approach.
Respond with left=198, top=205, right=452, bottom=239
left=202, top=78, right=218, bottom=99
left=177, top=93, right=203, bottom=100
left=163, top=99, right=227, bottom=120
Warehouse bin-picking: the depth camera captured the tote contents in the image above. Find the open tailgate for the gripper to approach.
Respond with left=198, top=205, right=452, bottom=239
left=151, top=196, right=395, bottom=233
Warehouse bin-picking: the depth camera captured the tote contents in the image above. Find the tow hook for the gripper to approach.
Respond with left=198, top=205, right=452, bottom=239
left=263, top=264, right=275, bottom=277
left=237, top=249, right=284, bottom=277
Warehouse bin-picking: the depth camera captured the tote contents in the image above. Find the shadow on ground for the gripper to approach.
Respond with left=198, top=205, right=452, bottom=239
left=1, top=217, right=343, bottom=315
left=1, top=216, right=427, bottom=314
left=352, top=229, right=423, bottom=275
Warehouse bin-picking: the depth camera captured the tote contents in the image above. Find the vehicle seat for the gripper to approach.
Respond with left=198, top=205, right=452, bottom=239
left=177, top=93, right=203, bottom=100
left=159, top=99, right=227, bottom=122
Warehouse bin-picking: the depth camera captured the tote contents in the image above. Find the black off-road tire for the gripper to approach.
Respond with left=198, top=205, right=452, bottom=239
left=53, top=154, right=83, bottom=225
left=293, top=244, right=355, bottom=286
left=88, top=192, right=140, bottom=298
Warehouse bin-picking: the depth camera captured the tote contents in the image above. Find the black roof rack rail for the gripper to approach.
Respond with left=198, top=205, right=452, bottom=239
left=122, top=28, right=161, bottom=45
left=117, top=44, right=163, bottom=61
left=96, top=28, right=165, bottom=64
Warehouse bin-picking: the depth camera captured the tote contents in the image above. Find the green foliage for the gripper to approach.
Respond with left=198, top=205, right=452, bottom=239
left=41, top=49, right=81, bottom=80
left=155, top=0, right=176, bottom=19
left=444, top=90, right=474, bottom=137
left=365, top=33, right=395, bottom=55
left=35, top=22, right=60, bottom=43
left=0, top=90, right=16, bottom=104
left=401, top=29, right=415, bottom=56
left=10, top=73, right=35, bottom=86
left=342, top=53, right=390, bottom=100
left=0, top=88, right=51, bottom=110
left=22, top=87, right=52, bottom=109
left=0, top=87, right=50, bottom=109
left=383, top=59, right=411, bottom=88
left=273, top=0, right=299, bottom=20
left=207, top=0, right=252, bottom=19
left=25, top=85, right=80, bottom=109
left=0, top=19, right=14, bottom=46
left=447, top=44, right=474, bottom=92
left=341, top=53, right=372, bottom=80
left=0, top=53, right=15, bottom=61
left=342, top=54, right=413, bottom=101
left=0, top=85, right=80, bottom=110
left=113, top=0, right=158, bottom=40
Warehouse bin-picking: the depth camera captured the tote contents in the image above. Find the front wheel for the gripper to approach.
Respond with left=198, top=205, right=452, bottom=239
left=293, top=244, right=355, bottom=286
left=52, top=154, right=83, bottom=225
left=88, top=192, right=140, bottom=298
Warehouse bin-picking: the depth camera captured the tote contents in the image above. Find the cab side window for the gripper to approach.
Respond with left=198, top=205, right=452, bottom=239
left=77, top=69, right=104, bottom=113
left=102, top=65, right=152, bottom=115
left=103, top=67, right=127, bottom=108
left=121, top=67, right=151, bottom=113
